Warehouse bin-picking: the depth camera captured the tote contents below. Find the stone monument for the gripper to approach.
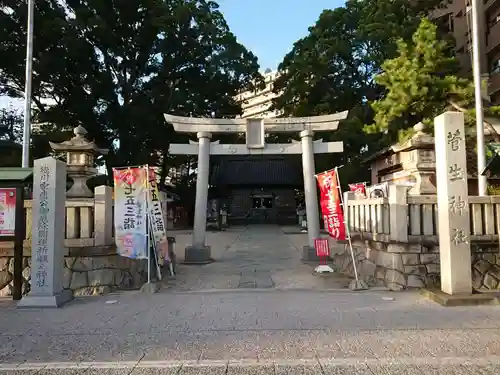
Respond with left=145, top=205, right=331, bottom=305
left=18, top=157, right=73, bottom=308
left=435, top=112, right=472, bottom=295
left=165, top=113, right=348, bottom=263
left=49, top=125, right=108, bottom=198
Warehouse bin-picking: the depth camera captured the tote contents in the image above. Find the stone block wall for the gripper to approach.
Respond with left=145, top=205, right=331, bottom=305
left=333, top=241, right=441, bottom=290
left=0, top=252, right=147, bottom=297
left=471, top=249, right=500, bottom=290
left=333, top=240, right=499, bottom=291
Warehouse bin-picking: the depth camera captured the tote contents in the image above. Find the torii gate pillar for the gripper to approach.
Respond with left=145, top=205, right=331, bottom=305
left=189, top=132, right=211, bottom=261
left=165, top=112, right=348, bottom=264
left=300, top=130, right=321, bottom=259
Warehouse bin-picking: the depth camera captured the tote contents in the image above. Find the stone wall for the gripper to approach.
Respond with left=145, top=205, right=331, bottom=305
left=333, top=240, right=499, bottom=291
left=471, top=249, right=500, bottom=290
left=0, top=252, right=147, bottom=297
left=333, top=241, right=441, bottom=290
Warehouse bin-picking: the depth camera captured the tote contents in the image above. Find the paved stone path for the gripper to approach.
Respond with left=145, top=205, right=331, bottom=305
left=2, top=226, right=500, bottom=373
left=168, top=225, right=350, bottom=291
left=2, top=289, right=500, bottom=373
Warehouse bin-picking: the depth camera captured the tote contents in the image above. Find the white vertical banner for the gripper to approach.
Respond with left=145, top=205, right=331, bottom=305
left=147, top=168, right=170, bottom=263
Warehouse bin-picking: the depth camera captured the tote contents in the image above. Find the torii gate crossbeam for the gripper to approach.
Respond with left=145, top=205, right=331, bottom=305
left=165, top=112, right=348, bottom=264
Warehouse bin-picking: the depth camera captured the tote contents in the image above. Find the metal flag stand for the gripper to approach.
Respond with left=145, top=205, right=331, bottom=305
left=335, top=167, right=369, bottom=291
left=141, top=165, right=162, bottom=293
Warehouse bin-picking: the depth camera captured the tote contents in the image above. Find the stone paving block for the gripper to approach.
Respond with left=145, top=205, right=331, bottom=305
left=322, top=363, right=373, bottom=374
left=462, top=364, right=500, bottom=374
left=238, top=281, right=256, bottom=289
left=253, top=331, right=319, bottom=360
left=36, top=370, right=90, bottom=375
left=197, top=334, right=260, bottom=361
left=130, top=366, right=182, bottom=375
left=411, top=365, right=471, bottom=374
left=135, top=334, right=202, bottom=362
left=227, top=364, right=274, bottom=375
left=23, top=334, right=145, bottom=363
left=255, top=277, right=274, bottom=289
left=87, top=369, right=134, bottom=375
left=315, top=333, right=377, bottom=359
left=142, top=347, right=202, bottom=362
left=358, top=332, right=434, bottom=359
left=86, top=363, right=139, bottom=375
left=275, top=363, right=322, bottom=375
left=367, top=364, right=426, bottom=374
left=179, top=364, right=227, bottom=375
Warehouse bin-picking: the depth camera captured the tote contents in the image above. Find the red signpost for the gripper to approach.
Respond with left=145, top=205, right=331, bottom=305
left=314, top=238, right=330, bottom=265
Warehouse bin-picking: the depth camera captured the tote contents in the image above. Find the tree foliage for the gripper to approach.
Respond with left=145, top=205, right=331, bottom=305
left=367, top=18, right=474, bottom=142
left=368, top=18, right=500, bottom=145
left=271, top=0, right=447, bottom=182
left=0, top=0, right=262, bottom=182
left=273, top=0, right=446, bottom=118
left=0, top=107, right=22, bottom=142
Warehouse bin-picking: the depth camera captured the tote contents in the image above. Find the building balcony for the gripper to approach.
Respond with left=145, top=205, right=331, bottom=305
left=484, top=0, right=500, bottom=11
left=487, top=20, right=500, bottom=53
left=429, top=6, right=452, bottom=19
left=489, top=71, right=500, bottom=96
left=456, top=52, right=473, bottom=74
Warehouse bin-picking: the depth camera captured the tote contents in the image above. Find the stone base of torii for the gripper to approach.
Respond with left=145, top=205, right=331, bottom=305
left=165, top=112, right=348, bottom=264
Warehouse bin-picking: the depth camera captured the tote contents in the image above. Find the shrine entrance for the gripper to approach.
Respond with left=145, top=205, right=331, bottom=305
left=165, top=112, right=348, bottom=264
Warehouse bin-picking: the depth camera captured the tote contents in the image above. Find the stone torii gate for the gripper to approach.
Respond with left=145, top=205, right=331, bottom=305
left=165, top=111, right=348, bottom=263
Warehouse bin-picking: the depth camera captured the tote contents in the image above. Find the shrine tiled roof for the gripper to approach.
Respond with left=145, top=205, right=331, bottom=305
left=210, top=156, right=302, bottom=186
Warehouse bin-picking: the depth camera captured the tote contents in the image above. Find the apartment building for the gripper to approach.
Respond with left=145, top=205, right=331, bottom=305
left=432, top=0, right=500, bottom=104
left=235, top=70, right=281, bottom=119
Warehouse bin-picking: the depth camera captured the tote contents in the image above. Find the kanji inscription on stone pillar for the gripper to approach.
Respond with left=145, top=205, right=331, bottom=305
left=435, top=112, right=472, bottom=295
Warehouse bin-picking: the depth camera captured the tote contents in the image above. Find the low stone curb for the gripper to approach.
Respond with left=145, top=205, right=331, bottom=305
left=3, top=355, right=500, bottom=370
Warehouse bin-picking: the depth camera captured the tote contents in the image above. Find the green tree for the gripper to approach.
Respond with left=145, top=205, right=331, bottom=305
left=0, top=107, right=22, bottom=141
left=271, top=0, right=445, bottom=182
left=366, top=18, right=474, bottom=142
left=272, top=0, right=445, bottom=118
left=0, top=0, right=262, bottom=182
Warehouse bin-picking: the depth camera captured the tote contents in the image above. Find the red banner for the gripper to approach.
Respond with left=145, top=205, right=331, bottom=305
left=349, top=183, right=366, bottom=197
left=316, top=170, right=346, bottom=240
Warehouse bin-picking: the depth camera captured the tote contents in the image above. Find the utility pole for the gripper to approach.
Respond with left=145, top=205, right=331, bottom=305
left=471, top=0, right=487, bottom=195
left=21, top=0, right=35, bottom=168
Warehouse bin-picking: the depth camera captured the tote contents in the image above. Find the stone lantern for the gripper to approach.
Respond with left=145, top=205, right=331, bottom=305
left=392, top=122, right=436, bottom=195
left=49, top=125, right=108, bottom=198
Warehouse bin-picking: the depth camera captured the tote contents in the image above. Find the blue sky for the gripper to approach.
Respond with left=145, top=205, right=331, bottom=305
left=217, top=0, right=345, bottom=71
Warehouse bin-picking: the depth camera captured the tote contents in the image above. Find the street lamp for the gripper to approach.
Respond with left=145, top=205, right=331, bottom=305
left=21, top=0, right=35, bottom=168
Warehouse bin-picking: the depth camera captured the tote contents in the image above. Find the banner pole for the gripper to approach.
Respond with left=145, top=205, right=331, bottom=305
left=335, top=167, right=361, bottom=283
left=145, top=165, right=151, bottom=285
left=148, top=167, right=163, bottom=281
left=113, top=164, right=151, bottom=170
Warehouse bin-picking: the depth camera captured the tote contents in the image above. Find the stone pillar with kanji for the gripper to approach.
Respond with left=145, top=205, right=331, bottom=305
left=435, top=112, right=472, bottom=295
left=18, top=157, right=73, bottom=308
